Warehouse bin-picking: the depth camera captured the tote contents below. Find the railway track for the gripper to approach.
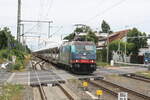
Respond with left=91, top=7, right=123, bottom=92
left=89, top=80, right=150, bottom=100
left=32, top=59, right=78, bottom=100
left=121, top=73, right=150, bottom=83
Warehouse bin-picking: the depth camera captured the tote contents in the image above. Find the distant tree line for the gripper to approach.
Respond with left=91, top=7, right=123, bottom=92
left=0, top=27, right=30, bottom=52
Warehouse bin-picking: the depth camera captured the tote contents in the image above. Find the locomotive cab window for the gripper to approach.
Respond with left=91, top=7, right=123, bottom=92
left=74, top=45, right=96, bottom=52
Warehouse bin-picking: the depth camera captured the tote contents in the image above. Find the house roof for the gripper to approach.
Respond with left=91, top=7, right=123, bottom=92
left=97, top=29, right=130, bottom=48
left=99, top=29, right=130, bottom=42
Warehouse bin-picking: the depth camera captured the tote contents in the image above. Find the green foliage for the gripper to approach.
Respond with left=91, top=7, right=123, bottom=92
left=127, top=28, right=148, bottom=54
left=0, top=27, right=30, bottom=71
left=96, top=49, right=107, bottom=62
left=97, top=40, right=135, bottom=62
left=0, top=27, right=12, bottom=49
left=64, top=33, right=75, bottom=41
left=0, top=49, right=9, bottom=59
left=86, top=31, right=98, bottom=43
left=109, top=40, right=135, bottom=55
left=101, top=20, right=112, bottom=34
left=75, top=26, right=92, bottom=33
left=64, top=25, right=98, bottom=44
left=0, top=49, right=25, bottom=70
left=0, top=27, right=30, bottom=53
left=12, top=62, right=23, bottom=70
left=96, top=61, right=109, bottom=67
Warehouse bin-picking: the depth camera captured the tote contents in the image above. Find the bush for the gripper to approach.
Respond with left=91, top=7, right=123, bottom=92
left=97, top=49, right=107, bottom=62
left=96, top=61, right=109, bottom=67
left=0, top=49, right=9, bottom=59
left=12, top=49, right=25, bottom=60
left=12, top=60, right=24, bottom=70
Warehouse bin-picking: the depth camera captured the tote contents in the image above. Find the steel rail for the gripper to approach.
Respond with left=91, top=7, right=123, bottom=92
left=31, top=60, right=47, bottom=100
left=93, top=80, right=150, bottom=100
left=33, top=58, right=76, bottom=100
left=57, top=84, right=75, bottom=100
left=89, top=81, right=130, bottom=100
left=121, top=73, right=150, bottom=83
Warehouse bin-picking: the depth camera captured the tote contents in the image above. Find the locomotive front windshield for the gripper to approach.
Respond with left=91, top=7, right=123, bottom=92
left=74, top=45, right=96, bottom=52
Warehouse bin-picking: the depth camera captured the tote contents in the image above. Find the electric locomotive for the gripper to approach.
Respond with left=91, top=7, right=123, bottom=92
left=58, top=41, right=97, bottom=74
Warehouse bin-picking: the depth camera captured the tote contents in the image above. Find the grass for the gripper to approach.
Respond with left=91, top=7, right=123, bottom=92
left=136, top=71, right=150, bottom=78
left=0, top=84, right=24, bottom=100
left=96, top=61, right=110, bottom=67
left=0, top=58, right=6, bottom=64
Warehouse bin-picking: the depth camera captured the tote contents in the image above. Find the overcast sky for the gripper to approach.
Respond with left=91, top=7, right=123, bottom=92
left=0, top=0, right=150, bottom=50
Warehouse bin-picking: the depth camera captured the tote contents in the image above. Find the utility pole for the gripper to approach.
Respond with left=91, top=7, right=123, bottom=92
left=106, top=34, right=109, bottom=63
left=124, top=34, right=127, bottom=62
left=20, top=24, right=24, bottom=43
left=48, top=22, right=51, bottom=38
left=17, top=0, right=21, bottom=42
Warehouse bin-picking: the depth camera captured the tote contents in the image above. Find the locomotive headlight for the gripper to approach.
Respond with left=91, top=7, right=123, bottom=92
left=76, top=60, right=79, bottom=63
left=90, top=60, right=94, bottom=63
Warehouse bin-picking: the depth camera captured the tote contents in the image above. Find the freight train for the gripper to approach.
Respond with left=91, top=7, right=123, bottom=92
left=34, top=41, right=97, bottom=74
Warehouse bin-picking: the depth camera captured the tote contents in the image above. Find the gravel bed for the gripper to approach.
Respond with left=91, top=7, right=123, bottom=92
left=93, top=80, right=145, bottom=100
left=66, top=79, right=93, bottom=100
left=88, top=82, right=117, bottom=100
left=105, top=75, right=150, bottom=97
left=22, top=86, right=34, bottom=100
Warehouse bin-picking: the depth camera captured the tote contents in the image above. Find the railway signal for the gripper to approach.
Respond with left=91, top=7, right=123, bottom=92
left=82, top=81, right=88, bottom=87
left=96, top=90, right=103, bottom=99
left=82, top=81, right=88, bottom=91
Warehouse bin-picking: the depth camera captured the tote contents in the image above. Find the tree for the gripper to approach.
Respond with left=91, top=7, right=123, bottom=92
left=127, top=28, right=148, bottom=54
left=101, top=20, right=112, bottom=34
left=105, top=40, right=135, bottom=62
left=64, top=25, right=98, bottom=44
left=109, top=40, right=135, bottom=55
left=64, top=33, right=75, bottom=41
left=0, top=27, right=12, bottom=49
left=0, top=27, right=31, bottom=70
left=86, top=31, right=98, bottom=43
left=0, top=27, right=30, bottom=53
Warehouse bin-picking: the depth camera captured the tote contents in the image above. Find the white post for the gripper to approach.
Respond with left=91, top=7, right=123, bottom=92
left=118, top=92, right=128, bottom=100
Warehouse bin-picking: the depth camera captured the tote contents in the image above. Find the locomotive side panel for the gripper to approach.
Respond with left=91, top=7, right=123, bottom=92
left=58, top=45, right=71, bottom=65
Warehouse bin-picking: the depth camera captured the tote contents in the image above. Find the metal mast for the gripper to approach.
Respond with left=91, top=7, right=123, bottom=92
left=17, top=0, right=21, bottom=42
